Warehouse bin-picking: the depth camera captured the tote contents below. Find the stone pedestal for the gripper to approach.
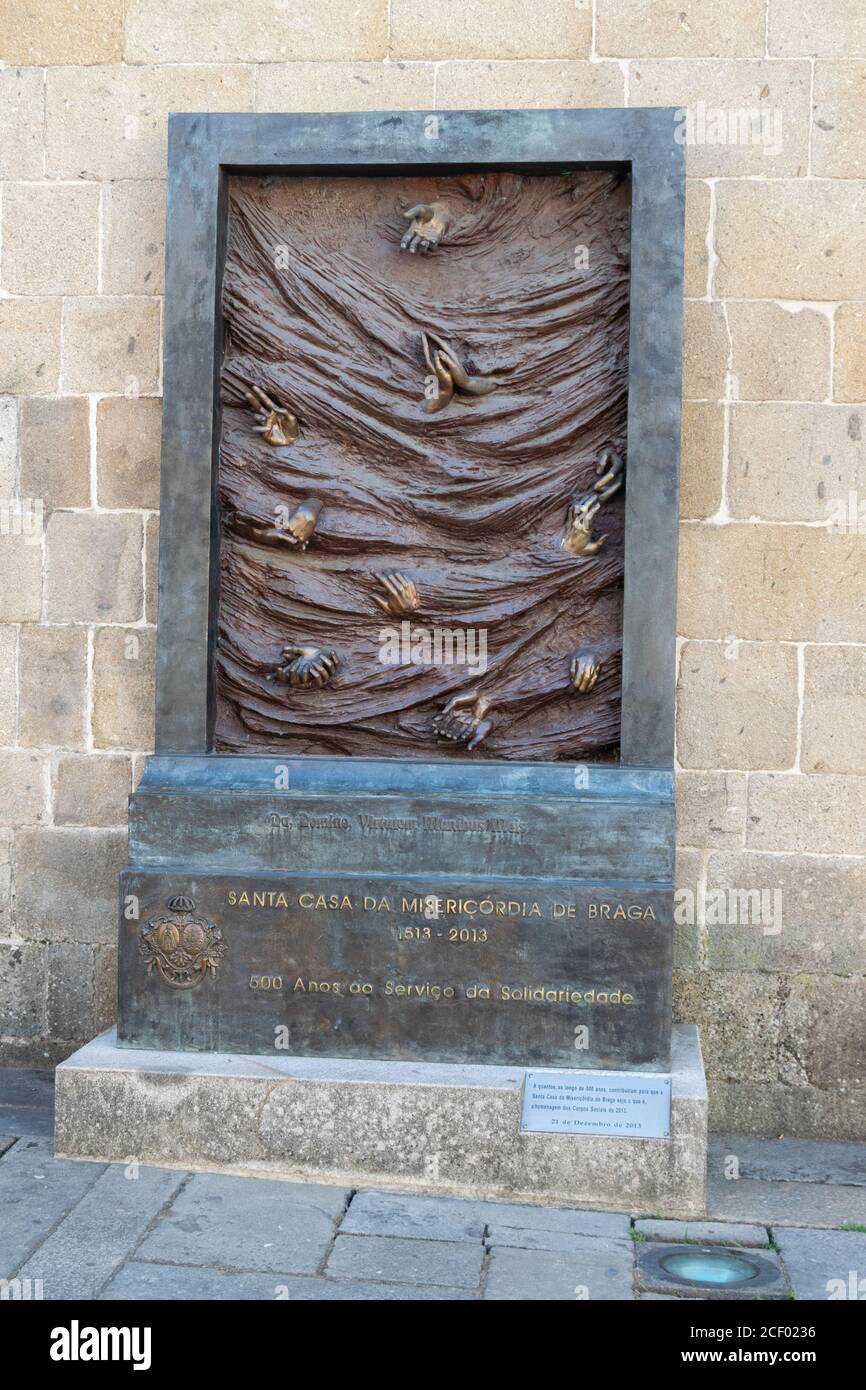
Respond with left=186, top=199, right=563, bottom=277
left=55, top=1024, right=707, bottom=1217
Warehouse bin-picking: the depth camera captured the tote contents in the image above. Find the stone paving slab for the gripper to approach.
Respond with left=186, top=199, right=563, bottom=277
left=16, top=1162, right=186, bottom=1300
left=0, top=1068, right=55, bottom=1109
left=774, top=1227, right=866, bottom=1301
left=484, top=1204, right=630, bottom=1239
left=0, top=1069, right=55, bottom=1138
left=707, top=1175, right=866, bottom=1228
left=102, top=1262, right=473, bottom=1300
left=486, top=1226, right=633, bottom=1253
left=710, top=1135, right=866, bottom=1187
left=341, top=1190, right=486, bottom=1242
left=326, top=1232, right=484, bottom=1288
left=342, top=1188, right=629, bottom=1241
left=136, top=1172, right=351, bottom=1276
left=0, top=1106, right=54, bottom=1138
left=484, top=1240, right=634, bottom=1300
left=634, top=1219, right=770, bottom=1247
left=0, top=1137, right=105, bottom=1277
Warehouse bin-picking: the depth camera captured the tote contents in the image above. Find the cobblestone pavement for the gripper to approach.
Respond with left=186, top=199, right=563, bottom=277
left=2, top=1070, right=865, bottom=1302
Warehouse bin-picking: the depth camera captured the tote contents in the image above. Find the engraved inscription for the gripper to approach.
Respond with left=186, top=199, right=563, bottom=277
left=522, top=1070, right=671, bottom=1139
left=121, top=871, right=672, bottom=1068
left=265, top=811, right=527, bottom=838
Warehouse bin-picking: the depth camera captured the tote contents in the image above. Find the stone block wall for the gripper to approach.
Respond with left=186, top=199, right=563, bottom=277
left=0, top=1, right=863, bottom=1137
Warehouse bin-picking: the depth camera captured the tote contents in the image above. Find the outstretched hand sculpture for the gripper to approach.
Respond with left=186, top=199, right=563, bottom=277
left=229, top=498, right=321, bottom=551
left=562, top=447, right=625, bottom=556
left=279, top=498, right=322, bottom=550
left=400, top=202, right=451, bottom=254
left=562, top=493, right=607, bottom=556
left=244, top=386, right=298, bottom=447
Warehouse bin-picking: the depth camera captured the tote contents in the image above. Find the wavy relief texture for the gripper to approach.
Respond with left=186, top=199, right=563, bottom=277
left=215, top=172, right=630, bottom=760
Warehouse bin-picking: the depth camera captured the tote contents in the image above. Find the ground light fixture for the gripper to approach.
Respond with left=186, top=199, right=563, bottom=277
left=662, top=1248, right=761, bottom=1287
left=637, top=1242, right=786, bottom=1297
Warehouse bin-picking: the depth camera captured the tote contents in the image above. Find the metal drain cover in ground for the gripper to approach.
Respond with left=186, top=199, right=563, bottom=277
left=637, top=1243, right=786, bottom=1299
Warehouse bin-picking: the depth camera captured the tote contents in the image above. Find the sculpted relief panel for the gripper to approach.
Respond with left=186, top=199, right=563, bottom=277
left=215, top=171, right=631, bottom=760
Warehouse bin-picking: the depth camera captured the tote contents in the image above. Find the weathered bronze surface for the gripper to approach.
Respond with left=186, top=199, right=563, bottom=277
left=216, top=171, right=629, bottom=760
left=119, top=755, right=675, bottom=1066
left=119, top=869, right=672, bottom=1068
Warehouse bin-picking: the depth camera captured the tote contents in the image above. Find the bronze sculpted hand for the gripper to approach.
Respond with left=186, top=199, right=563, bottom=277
left=244, top=385, right=298, bottom=447
left=562, top=493, right=607, bottom=557
left=400, top=202, right=451, bottom=254
left=568, top=650, right=602, bottom=695
left=433, top=691, right=494, bottom=751
left=229, top=498, right=321, bottom=551
left=594, top=447, right=624, bottom=503
left=268, top=644, right=339, bottom=689
left=375, top=572, right=421, bottom=616
left=280, top=498, right=321, bottom=550
left=422, top=337, right=454, bottom=414
left=420, top=330, right=497, bottom=414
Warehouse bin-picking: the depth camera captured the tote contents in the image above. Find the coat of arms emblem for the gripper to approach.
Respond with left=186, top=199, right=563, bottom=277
left=139, top=895, right=226, bottom=990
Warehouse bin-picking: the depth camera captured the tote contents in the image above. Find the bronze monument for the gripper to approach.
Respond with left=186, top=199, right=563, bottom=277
left=112, top=109, right=685, bottom=1076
